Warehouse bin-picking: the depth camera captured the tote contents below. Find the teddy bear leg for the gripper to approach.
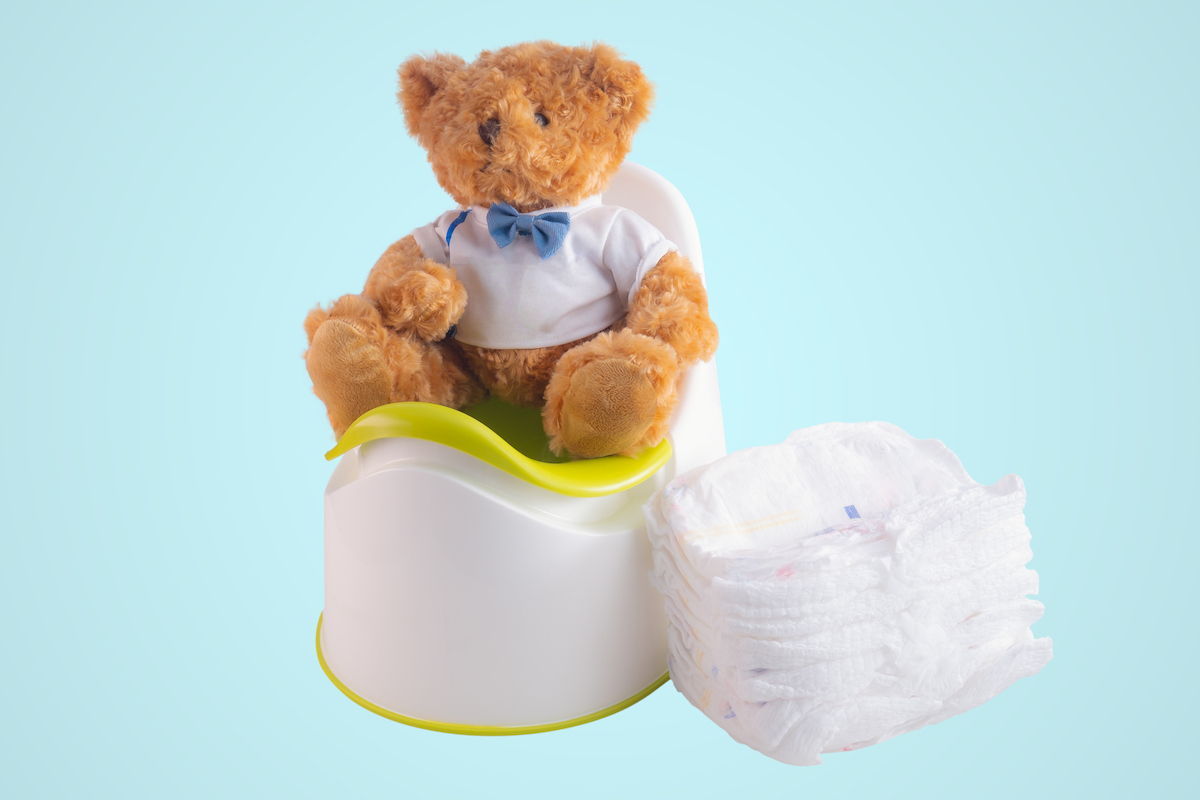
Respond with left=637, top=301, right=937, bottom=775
left=305, top=294, right=484, bottom=439
left=304, top=295, right=393, bottom=438
left=455, top=340, right=577, bottom=408
left=382, top=331, right=486, bottom=413
left=543, top=329, right=681, bottom=459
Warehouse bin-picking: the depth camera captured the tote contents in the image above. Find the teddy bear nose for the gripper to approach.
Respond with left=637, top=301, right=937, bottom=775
left=479, top=118, right=501, bottom=147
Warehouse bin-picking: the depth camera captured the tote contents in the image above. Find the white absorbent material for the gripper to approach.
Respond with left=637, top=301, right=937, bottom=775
left=645, top=422, right=1052, bottom=765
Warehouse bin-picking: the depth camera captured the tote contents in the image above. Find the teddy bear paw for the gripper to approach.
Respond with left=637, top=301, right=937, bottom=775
left=373, top=261, right=468, bottom=342
left=306, top=318, right=392, bottom=438
left=555, top=358, right=659, bottom=459
left=544, top=329, right=681, bottom=459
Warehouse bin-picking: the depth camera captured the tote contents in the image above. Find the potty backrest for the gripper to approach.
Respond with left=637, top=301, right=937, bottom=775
left=603, top=162, right=707, bottom=284
left=603, top=163, right=726, bottom=474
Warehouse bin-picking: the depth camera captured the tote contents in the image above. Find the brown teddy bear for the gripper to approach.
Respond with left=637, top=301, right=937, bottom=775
left=304, top=41, right=718, bottom=459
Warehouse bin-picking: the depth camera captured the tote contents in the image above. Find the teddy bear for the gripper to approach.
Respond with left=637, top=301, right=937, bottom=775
left=304, top=41, right=718, bottom=459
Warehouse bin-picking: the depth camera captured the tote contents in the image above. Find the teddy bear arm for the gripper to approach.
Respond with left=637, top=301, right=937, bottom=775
left=625, top=250, right=719, bottom=366
left=362, top=234, right=468, bottom=342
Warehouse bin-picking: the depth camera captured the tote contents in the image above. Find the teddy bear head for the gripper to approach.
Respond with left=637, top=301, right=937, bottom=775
left=398, top=41, right=654, bottom=213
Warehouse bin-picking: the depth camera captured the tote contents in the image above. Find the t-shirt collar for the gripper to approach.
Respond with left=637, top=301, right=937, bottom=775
left=469, top=194, right=601, bottom=219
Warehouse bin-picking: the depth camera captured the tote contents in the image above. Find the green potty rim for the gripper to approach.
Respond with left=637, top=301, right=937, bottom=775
left=324, top=401, right=671, bottom=498
left=315, top=613, right=669, bottom=736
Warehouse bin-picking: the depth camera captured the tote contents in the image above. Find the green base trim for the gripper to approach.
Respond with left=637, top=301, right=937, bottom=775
left=315, top=613, right=669, bottom=736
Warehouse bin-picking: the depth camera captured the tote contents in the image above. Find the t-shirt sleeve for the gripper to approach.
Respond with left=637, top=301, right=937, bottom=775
left=409, top=209, right=465, bottom=265
left=602, top=209, right=680, bottom=306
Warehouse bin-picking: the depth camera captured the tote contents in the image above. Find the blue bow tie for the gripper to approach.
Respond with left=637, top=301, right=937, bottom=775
left=486, top=203, right=571, bottom=260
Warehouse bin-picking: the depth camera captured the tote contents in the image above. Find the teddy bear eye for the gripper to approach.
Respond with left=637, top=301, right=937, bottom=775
left=534, top=112, right=549, bottom=127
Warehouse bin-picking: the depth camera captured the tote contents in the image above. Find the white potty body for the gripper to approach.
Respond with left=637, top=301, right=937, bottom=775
left=316, top=163, right=724, bottom=733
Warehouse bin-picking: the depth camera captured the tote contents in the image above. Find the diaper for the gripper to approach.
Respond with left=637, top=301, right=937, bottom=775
left=645, top=422, right=1052, bottom=765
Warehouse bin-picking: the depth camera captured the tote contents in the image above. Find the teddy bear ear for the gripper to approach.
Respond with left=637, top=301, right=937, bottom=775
left=582, top=43, right=655, bottom=140
left=398, top=52, right=466, bottom=135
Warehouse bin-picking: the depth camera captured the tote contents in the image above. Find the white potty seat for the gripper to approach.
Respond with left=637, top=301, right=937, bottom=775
left=316, top=163, right=726, bottom=734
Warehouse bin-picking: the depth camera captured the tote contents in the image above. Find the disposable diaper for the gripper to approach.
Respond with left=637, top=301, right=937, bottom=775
left=645, top=422, right=1052, bottom=765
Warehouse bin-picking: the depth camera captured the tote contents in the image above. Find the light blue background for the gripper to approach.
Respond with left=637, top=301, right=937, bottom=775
left=2, top=1, right=1196, bottom=796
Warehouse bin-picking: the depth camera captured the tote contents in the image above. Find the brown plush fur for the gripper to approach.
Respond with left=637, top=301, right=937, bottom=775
left=399, top=41, right=653, bottom=213
left=363, top=235, right=467, bottom=341
left=455, top=338, right=581, bottom=408
left=304, top=41, right=718, bottom=457
left=305, top=317, right=391, bottom=438
left=543, top=329, right=680, bottom=458
left=454, top=317, right=624, bottom=407
left=626, top=250, right=719, bottom=365
left=305, top=294, right=483, bottom=437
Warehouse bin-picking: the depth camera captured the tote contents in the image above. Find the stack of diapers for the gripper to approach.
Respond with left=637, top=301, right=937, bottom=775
left=645, top=422, right=1052, bottom=765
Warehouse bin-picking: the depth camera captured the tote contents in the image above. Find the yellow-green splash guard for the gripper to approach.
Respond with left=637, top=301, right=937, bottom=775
left=324, top=398, right=670, bottom=498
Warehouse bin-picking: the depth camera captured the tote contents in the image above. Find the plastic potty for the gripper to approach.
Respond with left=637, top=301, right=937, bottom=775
left=316, top=162, right=725, bottom=734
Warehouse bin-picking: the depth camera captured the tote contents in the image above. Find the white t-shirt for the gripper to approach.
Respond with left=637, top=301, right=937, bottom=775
left=410, top=195, right=677, bottom=349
